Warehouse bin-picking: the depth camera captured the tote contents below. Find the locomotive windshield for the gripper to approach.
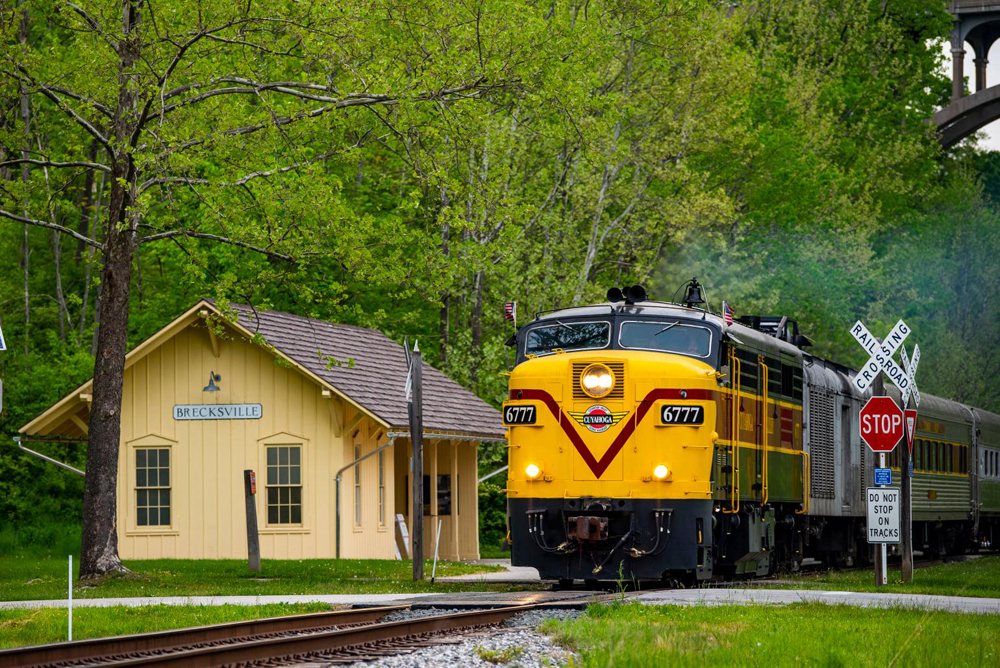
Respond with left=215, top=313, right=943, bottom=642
left=618, top=321, right=712, bottom=358
left=524, top=320, right=610, bottom=356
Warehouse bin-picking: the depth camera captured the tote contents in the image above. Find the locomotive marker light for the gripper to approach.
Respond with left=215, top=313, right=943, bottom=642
left=525, top=463, right=541, bottom=479
left=849, top=319, right=911, bottom=394
left=653, top=464, right=670, bottom=480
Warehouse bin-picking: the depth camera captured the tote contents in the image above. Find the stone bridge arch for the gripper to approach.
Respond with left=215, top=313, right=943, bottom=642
left=937, top=2, right=1000, bottom=147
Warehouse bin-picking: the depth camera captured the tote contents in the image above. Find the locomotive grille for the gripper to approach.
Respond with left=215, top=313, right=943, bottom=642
left=572, top=362, right=625, bottom=400
left=808, top=386, right=836, bottom=499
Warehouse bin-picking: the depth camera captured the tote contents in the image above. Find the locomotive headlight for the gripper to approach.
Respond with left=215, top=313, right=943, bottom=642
left=653, top=464, right=670, bottom=480
left=580, top=363, right=615, bottom=398
left=525, top=463, right=541, bottom=479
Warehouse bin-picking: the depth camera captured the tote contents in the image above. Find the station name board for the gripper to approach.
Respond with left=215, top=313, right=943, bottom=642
left=173, top=404, right=263, bottom=420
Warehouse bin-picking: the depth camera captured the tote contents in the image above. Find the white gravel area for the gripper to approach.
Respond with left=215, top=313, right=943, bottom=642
left=344, top=608, right=582, bottom=667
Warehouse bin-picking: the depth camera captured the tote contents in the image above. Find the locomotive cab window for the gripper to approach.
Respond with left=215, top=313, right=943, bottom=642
left=618, top=321, right=712, bottom=358
left=524, top=321, right=610, bottom=357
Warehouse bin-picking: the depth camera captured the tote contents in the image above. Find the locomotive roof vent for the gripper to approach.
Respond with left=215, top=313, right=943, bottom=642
left=607, top=284, right=647, bottom=305
left=738, top=315, right=813, bottom=348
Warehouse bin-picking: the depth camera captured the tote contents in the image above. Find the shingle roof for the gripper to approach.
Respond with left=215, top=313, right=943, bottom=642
left=225, top=303, right=505, bottom=439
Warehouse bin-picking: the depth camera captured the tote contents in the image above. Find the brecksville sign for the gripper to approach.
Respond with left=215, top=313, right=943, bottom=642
left=173, top=404, right=262, bottom=420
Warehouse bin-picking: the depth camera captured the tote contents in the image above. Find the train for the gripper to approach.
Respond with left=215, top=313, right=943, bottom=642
left=502, top=282, right=1000, bottom=584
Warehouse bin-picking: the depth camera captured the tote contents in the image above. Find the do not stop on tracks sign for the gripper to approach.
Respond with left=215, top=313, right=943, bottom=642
left=859, top=396, right=904, bottom=452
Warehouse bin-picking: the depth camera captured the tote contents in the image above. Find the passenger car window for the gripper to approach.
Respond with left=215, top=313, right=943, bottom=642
left=524, top=321, right=610, bottom=356
left=619, top=321, right=712, bottom=358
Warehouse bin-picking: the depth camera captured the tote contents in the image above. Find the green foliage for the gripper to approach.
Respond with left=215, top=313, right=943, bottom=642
left=547, top=600, right=1000, bottom=667
left=0, top=555, right=524, bottom=602
left=1, top=0, right=999, bottom=549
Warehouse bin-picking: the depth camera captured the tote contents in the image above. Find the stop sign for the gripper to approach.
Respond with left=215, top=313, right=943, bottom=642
left=859, top=396, right=904, bottom=452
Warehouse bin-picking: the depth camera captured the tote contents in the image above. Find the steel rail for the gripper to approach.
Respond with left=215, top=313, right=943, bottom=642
left=0, top=605, right=407, bottom=668
left=104, top=603, right=539, bottom=667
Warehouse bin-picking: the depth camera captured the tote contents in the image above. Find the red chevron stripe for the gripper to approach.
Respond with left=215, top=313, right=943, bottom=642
left=511, top=388, right=715, bottom=478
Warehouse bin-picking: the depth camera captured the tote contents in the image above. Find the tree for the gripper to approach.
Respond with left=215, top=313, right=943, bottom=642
left=1, top=0, right=527, bottom=577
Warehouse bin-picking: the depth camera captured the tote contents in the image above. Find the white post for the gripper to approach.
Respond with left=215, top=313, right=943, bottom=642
left=431, top=518, right=443, bottom=583
left=878, top=453, right=888, bottom=586
left=68, top=554, right=73, bottom=642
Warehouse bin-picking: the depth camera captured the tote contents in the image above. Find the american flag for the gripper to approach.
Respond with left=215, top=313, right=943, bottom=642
left=504, top=302, right=516, bottom=323
left=722, top=301, right=734, bottom=325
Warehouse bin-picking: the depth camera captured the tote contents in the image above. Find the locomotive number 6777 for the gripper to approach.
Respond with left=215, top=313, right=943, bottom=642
left=503, top=282, right=1000, bottom=584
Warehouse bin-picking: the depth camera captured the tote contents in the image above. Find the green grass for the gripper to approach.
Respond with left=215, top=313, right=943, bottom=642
left=0, top=557, right=531, bottom=602
left=777, top=556, right=1000, bottom=599
left=0, top=603, right=335, bottom=649
left=544, top=601, right=1000, bottom=667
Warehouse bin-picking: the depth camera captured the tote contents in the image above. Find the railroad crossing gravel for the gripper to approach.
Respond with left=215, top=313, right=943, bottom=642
left=344, top=609, right=581, bottom=667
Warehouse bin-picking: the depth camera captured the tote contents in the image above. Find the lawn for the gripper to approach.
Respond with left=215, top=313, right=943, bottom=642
left=777, top=556, right=1000, bottom=599
left=0, top=557, right=525, bottom=602
left=0, top=603, right=335, bottom=649
left=544, top=601, right=1000, bottom=667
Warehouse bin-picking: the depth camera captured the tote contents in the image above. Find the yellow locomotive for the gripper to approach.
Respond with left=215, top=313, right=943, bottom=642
left=504, top=282, right=809, bottom=583
left=505, top=282, right=1000, bottom=583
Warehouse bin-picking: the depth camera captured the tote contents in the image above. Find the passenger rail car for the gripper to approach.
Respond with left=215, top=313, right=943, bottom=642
left=503, top=288, right=1000, bottom=583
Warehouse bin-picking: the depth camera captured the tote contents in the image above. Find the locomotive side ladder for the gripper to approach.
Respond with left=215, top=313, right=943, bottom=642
left=724, top=349, right=741, bottom=514
left=759, top=354, right=769, bottom=506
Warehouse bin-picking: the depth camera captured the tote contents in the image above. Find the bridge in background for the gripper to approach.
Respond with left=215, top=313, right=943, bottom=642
left=937, top=2, right=1000, bottom=147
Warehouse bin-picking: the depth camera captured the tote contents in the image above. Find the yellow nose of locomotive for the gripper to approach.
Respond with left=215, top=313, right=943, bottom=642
left=504, top=350, right=718, bottom=500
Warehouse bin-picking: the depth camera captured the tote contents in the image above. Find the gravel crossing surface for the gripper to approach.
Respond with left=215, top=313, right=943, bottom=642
left=344, top=608, right=582, bottom=667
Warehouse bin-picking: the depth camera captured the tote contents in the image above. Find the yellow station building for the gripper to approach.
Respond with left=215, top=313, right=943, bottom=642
left=20, top=300, right=504, bottom=561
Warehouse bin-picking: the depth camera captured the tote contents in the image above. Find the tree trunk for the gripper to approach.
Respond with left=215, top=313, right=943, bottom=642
left=469, top=269, right=485, bottom=390
left=439, top=185, right=450, bottom=365
left=79, top=0, right=142, bottom=579
left=80, top=196, right=136, bottom=578
left=51, top=230, right=67, bottom=339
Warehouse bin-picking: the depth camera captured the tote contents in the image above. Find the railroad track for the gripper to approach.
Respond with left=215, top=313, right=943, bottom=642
left=0, top=603, right=542, bottom=667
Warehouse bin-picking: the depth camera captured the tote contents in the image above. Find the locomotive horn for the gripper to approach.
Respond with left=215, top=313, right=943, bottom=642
left=625, top=285, right=647, bottom=304
left=606, top=287, right=624, bottom=303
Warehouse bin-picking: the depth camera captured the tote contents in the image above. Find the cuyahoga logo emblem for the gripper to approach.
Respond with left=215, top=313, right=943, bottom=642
left=569, top=405, right=629, bottom=433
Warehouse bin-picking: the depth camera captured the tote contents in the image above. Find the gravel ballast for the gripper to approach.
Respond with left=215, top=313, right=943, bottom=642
left=345, top=608, right=582, bottom=667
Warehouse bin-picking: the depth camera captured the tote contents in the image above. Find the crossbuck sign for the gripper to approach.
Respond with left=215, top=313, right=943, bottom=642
left=899, top=344, right=921, bottom=408
left=849, top=320, right=912, bottom=394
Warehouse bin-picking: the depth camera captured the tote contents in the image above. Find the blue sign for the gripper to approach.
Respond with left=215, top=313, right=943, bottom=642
left=875, top=468, right=892, bottom=486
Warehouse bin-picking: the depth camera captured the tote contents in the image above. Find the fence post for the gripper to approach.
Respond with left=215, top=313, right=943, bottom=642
left=244, top=469, right=261, bottom=572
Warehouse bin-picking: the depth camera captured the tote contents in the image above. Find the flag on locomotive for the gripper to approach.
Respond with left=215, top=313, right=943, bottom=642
left=504, top=302, right=517, bottom=324
left=722, top=301, right=734, bottom=325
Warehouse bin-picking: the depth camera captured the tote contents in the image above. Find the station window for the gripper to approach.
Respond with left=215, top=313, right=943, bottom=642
left=422, top=475, right=452, bottom=515
left=266, top=445, right=302, bottom=525
left=136, top=448, right=171, bottom=526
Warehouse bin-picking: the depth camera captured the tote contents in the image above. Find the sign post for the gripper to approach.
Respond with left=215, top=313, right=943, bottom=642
left=244, top=469, right=261, bottom=572
left=859, top=387, right=904, bottom=587
left=851, top=321, right=917, bottom=587
left=900, top=344, right=920, bottom=583
left=406, top=342, right=425, bottom=581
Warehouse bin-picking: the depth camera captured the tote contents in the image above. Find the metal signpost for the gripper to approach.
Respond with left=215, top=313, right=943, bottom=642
left=899, top=345, right=920, bottom=582
left=859, top=394, right=904, bottom=586
left=405, top=340, right=425, bottom=581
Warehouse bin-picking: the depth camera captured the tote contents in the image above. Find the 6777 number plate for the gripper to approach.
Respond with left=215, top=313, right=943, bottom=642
left=503, top=404, right=537, bottom=425
left=660, top=405, right=704, bottom=425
